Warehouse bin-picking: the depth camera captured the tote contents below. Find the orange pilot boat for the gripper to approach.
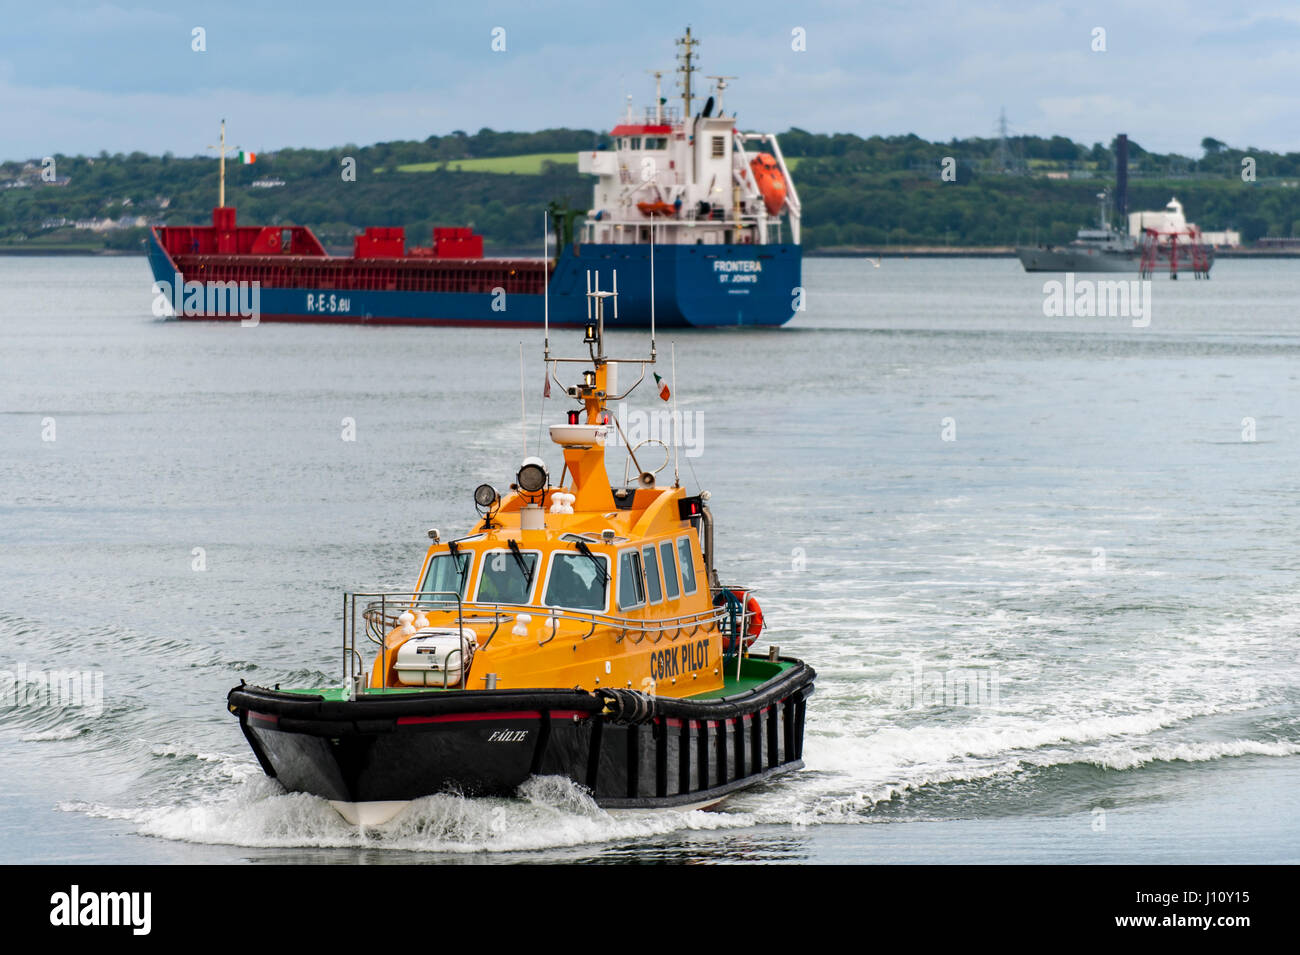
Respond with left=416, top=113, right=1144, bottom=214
left=227, top=273, right=815, bottom=825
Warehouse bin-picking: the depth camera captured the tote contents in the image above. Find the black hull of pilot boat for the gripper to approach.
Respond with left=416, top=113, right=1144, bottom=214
left=227, top=659, right=815, bottom=816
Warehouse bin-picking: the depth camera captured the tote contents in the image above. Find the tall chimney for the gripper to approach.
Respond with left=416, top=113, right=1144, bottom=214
left=1115, top=133, right=1129, bottom=222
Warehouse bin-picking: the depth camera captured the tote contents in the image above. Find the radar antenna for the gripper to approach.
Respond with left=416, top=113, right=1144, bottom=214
left=705, top=75, right=737, bottom=114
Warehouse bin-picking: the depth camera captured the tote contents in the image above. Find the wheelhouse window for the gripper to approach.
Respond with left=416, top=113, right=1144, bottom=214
left=474, top=549, right=539, bottom=605
left=659, top=540, right=680, bottom=599
left=642, top=545, right=663, bottom=604
left=677, top=537, right=697, bottom=595
left=418, top=551, right=471, bottom=602
left=617, top=550, right=646, bottom=610
left=543, top=551, right=609, bottom=612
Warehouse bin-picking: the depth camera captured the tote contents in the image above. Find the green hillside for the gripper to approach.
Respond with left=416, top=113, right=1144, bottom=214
left=2, top=127, right=1297, bottom=253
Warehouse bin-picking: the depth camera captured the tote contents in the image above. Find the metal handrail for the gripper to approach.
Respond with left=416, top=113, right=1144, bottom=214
left=441, top=647, right=463, bottom=690
left=343, top=590, right=466, bottom=693
left=712, top=584, right=761, bottom=681
left=362, top=596, right=725, bottom=641
left=343, top=591, right=734, bottom=691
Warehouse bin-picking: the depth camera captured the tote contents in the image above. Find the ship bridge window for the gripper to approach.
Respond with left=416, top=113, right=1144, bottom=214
left=418, top=552, right=471, bottom=602
left=617, top=550, right=647, bottom=611
left=630, top=137, right=643, bottom=150
left=677, top=537, right=698, bottom=595
left=642, top=545, right=663, bottom=604
left=659, top=540, right=680, bottom=600
left=543, top=551, right=609, bottom=612
left=474, top=549, right=540, bottom=605
left=645, top=137, right=668, bottom=150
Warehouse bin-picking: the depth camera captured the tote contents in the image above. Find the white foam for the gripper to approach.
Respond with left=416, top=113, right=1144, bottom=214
left=19, top=727, right=85, bottom=742
left=60, top=776, right=764, bottom=853
left=1075, top=738, right=1300, bottom=771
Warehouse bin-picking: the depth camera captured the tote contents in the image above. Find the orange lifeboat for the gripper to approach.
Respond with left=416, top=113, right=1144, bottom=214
left=749, top=153, right=787, bottom=216
left=636, top=201, right=678, bottom=218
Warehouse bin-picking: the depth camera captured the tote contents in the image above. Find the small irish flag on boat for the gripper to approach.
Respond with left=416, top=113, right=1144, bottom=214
left=238, top=150, right=256, bottom=164
left=654, top=372, right=670, bottom=401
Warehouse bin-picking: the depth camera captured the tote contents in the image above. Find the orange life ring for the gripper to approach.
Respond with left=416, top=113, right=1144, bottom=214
left=716, top=590, right=763, bottom=652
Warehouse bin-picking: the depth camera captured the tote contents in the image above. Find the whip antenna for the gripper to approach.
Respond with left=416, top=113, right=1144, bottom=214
left=543, top=210, right=550, bottom=360
left=519, top=342, right=527, bottom=457
left=650, top=221, right=657, bottom=359
left=672, top=341, right=680, bottom=487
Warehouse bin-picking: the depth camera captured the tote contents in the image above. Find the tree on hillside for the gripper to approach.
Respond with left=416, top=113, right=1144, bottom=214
left=1047, top=136, right=1079, bottom=161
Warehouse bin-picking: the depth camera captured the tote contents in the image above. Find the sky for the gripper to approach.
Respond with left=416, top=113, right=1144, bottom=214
left=3, top=0, right=1300, bottom=161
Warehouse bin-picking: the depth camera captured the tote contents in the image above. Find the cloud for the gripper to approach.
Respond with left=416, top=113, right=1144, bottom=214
left=6, top=0, right=1300, bottom=159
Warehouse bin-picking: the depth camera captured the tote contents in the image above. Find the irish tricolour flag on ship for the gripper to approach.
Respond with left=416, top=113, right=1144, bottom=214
left=238, top=150, right=256, bottom=165
left=654, top=372, right=670, bottom=401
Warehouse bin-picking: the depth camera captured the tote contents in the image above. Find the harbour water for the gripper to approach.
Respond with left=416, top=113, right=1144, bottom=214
left=2, top=256, right=1298, bottom=863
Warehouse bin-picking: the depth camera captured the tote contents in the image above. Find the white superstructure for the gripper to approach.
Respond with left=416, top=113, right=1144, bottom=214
left=576, top=28, right=801, bottom=247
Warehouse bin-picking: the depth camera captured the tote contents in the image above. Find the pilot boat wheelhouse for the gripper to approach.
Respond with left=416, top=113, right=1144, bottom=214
left=227, top=274, right=815, bottom=825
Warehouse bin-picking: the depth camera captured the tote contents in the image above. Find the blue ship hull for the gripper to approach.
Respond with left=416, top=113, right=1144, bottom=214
left=147, top=233, right=800, bottom=328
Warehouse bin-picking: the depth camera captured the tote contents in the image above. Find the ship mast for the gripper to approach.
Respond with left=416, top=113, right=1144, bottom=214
left=547, top=271, right=661, bottom=501
left=648, top=70, right=665, bottom=124
left=676, top=27, right=699, bottom=118
left=208, top=118, right=231, bottom=208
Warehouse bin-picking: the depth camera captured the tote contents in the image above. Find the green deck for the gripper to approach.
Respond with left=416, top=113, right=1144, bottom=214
left=284, top=657, right=793, bottom=703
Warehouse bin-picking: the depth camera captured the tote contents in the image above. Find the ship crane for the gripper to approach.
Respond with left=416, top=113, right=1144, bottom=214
left=1139, top=225, right=1211, bottom=280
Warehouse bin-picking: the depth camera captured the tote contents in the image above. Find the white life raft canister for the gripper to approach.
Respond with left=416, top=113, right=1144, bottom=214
left=393, top=627, right=477, bottom=687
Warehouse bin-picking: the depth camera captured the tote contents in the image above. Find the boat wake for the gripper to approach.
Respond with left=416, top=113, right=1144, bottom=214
left=56, top=706, right=1299, bottom=854
left=60, top=775, right=763, bottom=854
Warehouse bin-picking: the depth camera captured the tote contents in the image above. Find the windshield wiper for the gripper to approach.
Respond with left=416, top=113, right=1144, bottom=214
left=574, top=540, right=610, bottom=586
left=507, top=539, right=535, bottom=590
left=445, top=540, right=469, bottom=592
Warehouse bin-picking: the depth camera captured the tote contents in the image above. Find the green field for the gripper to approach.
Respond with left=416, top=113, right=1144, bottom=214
left=0, top=239, right=107, bottom=254
left=397, top=153, right=578, bottom=174
left=394, top=152, right=803, bottom=175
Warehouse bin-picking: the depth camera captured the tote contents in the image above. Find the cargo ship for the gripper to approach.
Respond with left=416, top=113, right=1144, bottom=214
left=1017, top=134, right=1213, bottom=277
left=147, top=29, right=802, bottom=328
